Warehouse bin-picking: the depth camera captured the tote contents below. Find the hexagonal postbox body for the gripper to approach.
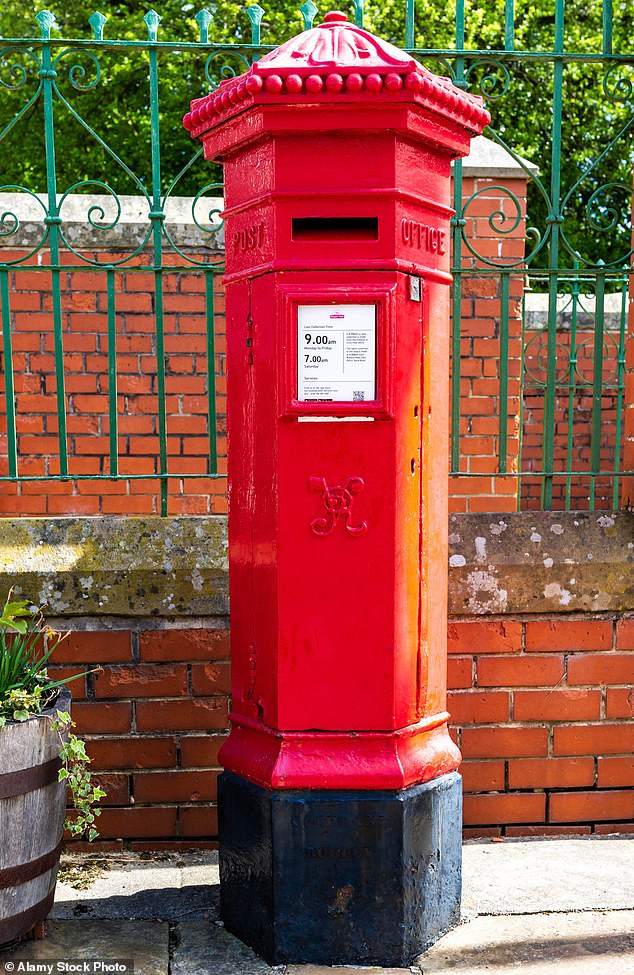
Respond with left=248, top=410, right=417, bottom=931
left=185, top=13, right=489, bottom=967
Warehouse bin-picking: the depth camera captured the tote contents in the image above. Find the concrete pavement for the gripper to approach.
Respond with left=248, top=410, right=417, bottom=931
left=0, top=836, right=632, bottom=974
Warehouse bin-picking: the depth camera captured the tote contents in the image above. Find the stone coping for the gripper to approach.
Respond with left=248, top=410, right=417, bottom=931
left=0, top=516, right=228, bottom=617
left=0, top=512, right=631, bottom=618
left=457, top=134, right=538, bottom=180
left=0, top=193, right=225, bottom=253
left=448, top=510, right=634, bottom=616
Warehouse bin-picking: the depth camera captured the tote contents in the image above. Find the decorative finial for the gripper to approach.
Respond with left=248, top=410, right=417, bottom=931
left=322, top=10, right=348, bottom=22
left=35, top=10, right=60, bottom=41
left=195, top=9, right=212, bottom=43
left=246, top=4, right=265, bottom=44
left=88, top=11, right=107, bottom=40
left=300, top=0, right=318, bottom=30
left=144, top=9, right=161, bottom=41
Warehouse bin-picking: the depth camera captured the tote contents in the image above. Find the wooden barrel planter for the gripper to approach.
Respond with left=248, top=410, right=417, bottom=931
left=0, top=687, right=70, bottom=946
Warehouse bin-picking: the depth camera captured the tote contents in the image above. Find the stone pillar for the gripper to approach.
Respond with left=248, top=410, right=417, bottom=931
left=449, top=136, right=537, bottom=513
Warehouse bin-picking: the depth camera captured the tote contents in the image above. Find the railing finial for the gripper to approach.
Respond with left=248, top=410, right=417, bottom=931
left=144, top=9, right=161, bottom=42
left=88, top=11, right=108, bottom=41
left=35, top=10, right=60, bottom=41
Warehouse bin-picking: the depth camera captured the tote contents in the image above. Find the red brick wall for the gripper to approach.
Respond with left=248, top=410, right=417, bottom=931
left=521, top=323, right=623, bottom=511
left=622, top=272, right=634, bottom=507
left=50, top=614, right=634, bottom=848
left=448, top=174, right=627, bottom=514
left=448, top=175, right=525, bottom=513
left=1, top=187, right=627, bottom=515
left=50, top=625, right=229, bottom=851
left=448, top=617, right=634, bottom=836
left=0, top=252, right=226, bottom=516
left=0, top=174, right=529, bottom=518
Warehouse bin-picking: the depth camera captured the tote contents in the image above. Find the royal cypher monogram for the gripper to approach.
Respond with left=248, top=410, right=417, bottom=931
left=401, top=218, right=446, bottom=255
left=309, top=476, right=368, bottom=537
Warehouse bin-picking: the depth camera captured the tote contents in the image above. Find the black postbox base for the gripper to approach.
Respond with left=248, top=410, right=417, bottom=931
left=218, top=769, right=462, bottom=967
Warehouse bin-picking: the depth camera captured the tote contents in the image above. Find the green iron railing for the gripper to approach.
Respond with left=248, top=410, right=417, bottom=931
left=0, top=0, right=632, bottom=512
left=442, top=0, right=633, bottom=510
left=521, top=271, right=628, bottom=510
left=0, top=9, right=230, bottom=516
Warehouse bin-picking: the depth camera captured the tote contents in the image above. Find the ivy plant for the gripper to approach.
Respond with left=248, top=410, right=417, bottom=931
left=0, top=592, right=106, bottom=840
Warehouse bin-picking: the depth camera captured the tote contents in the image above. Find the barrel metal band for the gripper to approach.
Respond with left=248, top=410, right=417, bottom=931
left=0, top=887, right=56, bottom=947
left=0, top=757, right=62, bottom=799
left=0, top=839, right=64, bottom=891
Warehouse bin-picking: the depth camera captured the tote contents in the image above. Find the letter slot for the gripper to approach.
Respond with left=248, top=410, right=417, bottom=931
left=292, top=216, right=379, bottom=241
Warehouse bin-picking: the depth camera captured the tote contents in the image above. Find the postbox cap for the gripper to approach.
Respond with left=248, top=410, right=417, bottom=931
left=254, top=10, right=418, bottom=76
left=183, top=11, right=490, bottom=137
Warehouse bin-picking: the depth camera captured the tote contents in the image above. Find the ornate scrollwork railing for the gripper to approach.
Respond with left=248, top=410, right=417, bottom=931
left=0, top=4, right=631, bottom=512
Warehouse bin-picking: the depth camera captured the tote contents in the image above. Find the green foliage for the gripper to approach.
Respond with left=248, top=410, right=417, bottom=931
left=52, top=710, right=107, bottom=842
left=0, top=1, right=226, bottom=197
left=0, top=593, right=67, bottom=723
left=0, top=1, right=632, bottom=265
left=0, top=593, right=104, bottom=840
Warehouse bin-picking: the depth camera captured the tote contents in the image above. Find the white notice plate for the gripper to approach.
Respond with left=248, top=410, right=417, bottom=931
left=297, top=304, right=376, bottom=403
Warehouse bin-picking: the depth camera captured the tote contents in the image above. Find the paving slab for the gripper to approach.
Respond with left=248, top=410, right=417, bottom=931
left=0, top=921, right=168, bottom=975
left=462, top=837, right=634, bottom=914
left=417, top=909, right=634, bottom=975
left=52, top=839, right=634, bottom=924
left=173, top=922, right=419, bottom=975
left=51, top=853, right=219, bottom=922
left=18, top=837, right=634, bottom=975
left=172, top=922, right=274, bottom=975
left=286, top=966, right=416, bottom=974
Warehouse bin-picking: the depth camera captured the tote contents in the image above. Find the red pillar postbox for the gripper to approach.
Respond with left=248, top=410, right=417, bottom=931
left=184, top=13, right=489, bottom=966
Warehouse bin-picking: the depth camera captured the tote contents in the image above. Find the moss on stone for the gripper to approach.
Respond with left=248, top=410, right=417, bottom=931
left=0, top=517, right=228, bottom=617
